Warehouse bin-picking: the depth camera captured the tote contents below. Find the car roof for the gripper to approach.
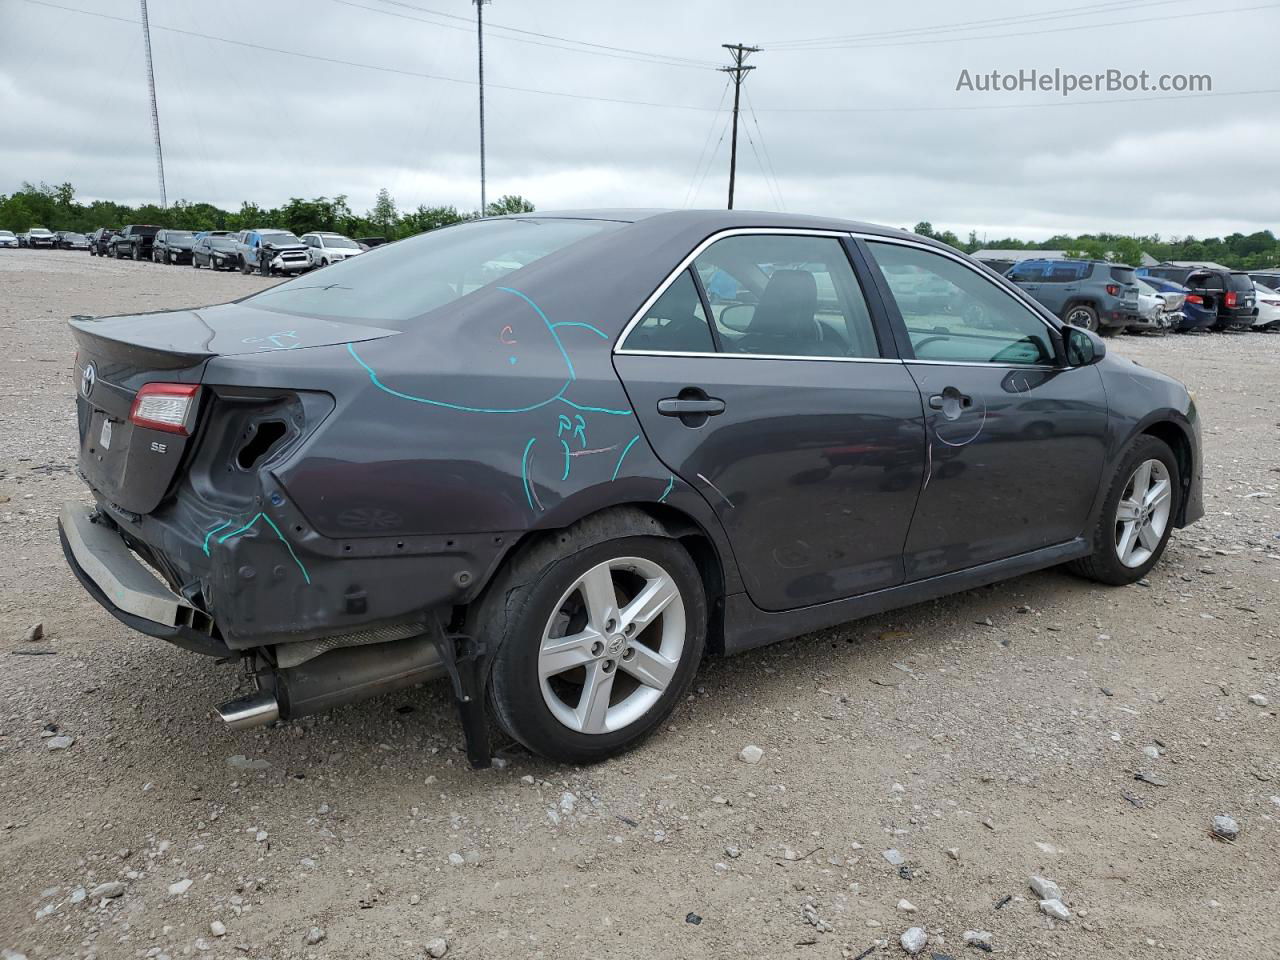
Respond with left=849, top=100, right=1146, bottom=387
left=506, top=208, right=924, bottom=240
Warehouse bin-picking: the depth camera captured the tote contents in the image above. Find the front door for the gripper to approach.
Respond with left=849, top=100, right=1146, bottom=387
left=614, top=231, right=926, bottom=612
left=861, top=238, right=1109, bottom=580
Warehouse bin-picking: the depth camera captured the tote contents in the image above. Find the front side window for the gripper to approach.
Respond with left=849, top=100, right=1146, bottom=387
left=691, top=234, right=880, bottom=358
left=247, top=217, right=619, bottom=327
left=620, top=269, right=715, bottom=353
left=867, top=241, right=1056, bottom=366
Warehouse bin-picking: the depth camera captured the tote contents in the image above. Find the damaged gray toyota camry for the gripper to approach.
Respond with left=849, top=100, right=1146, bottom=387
left=59, top=209, right=1202, bottom=766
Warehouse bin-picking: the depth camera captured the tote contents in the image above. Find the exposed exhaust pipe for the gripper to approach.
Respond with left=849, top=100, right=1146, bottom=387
left=217, top=689, right=280, bottom=730
left=216, top=634, right=446, bottom=731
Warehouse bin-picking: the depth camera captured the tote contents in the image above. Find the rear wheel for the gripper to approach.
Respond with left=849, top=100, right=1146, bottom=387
left=240, top=256, right=251, bottom=275
left=1063, top=304, right=1099, bottom=331
left=480, top=520, right=706, bottom=764
left=1067, top=434, right=1179, bottom=585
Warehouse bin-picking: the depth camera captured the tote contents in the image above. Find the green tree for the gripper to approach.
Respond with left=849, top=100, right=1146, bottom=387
left=369, top=188, right=398, bottom=236
left=484, top=194, right=535, bottom=217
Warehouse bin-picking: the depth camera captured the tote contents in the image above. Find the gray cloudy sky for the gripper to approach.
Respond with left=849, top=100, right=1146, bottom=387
left=3, top=0, right=1278, bottom=240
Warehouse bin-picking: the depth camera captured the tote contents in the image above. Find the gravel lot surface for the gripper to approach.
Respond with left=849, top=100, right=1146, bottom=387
left=2, top=250, right=1277, bottom=960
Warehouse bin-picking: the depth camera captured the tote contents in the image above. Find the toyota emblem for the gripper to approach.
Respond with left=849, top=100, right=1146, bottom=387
left=81, top=361, right=97, bottom=399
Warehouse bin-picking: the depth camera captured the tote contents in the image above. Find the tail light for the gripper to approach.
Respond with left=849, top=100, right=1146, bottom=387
left=1185, top=294, right=1204, bottom=305
left=1224, top=291, right=1239, bottom=308
left=1106, top=284, right=1120, bottom=296
left=130, top=383, right=198, bottom=435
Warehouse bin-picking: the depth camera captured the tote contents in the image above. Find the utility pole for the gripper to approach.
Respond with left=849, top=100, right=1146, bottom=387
left=138, top=0, right=167, bottom=208
left=475, top=0, right=491, bottom=215
left=719, top=43, right=758, bottom=210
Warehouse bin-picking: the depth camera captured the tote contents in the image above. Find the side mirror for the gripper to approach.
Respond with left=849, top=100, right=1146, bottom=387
left=1063, top=325, right=1105, bottom=366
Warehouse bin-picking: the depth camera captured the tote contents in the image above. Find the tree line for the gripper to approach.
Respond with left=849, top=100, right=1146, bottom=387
left=911, top=221, right=1280, bottom=271
left=3, top=182, right=1274, bottom=269
left=0, top=182, right=535, bottom=241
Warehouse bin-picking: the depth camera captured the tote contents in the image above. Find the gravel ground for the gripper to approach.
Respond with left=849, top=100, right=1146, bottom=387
left=1, top=250, right=1277, bottom=960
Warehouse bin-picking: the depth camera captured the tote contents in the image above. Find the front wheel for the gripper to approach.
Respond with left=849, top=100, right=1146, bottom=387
left=481, top=524, right=706, bottom=764
left=1067, top=434, right=1179, bottom=585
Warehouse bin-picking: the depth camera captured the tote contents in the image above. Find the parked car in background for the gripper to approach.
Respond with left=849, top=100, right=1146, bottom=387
left=152, top=229, right=196, bottom=265
left=1005, top=258, right=1140, bottom=333
left=1138, top=264, right=1257, bottom=330
left=1252, top=282, right=1280, bottom=330
left=356, top=236, right=388, bottom=250
left=1138, top=276, right=1215, bottom=332
left=0, top=230, right=18, bottom=249
left=108, top=225, right=162, bottom=260
left=301, top=231, right=364, bottom=267
left=234, top=229, right=311, bottom=276
left=58, top=210, right=1204, bottom=765
left=191, top=234, right=240, bottom=271
left=1128, top=278, right=1176, bottom=333
left=21, top=227, right=56, bottom=249
left=88, top=228, right=117, bottom=256
left=54, top=231, right=91, bottom=251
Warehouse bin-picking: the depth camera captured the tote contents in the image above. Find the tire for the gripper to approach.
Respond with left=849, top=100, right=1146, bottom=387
left=240, top=257, right=251, bottom=275
left=192, top=257, right=200, bottom=269
left=1062, top=304, right=1099, bottom=331
left=1067, top=434, right=1180, bottom=586
left=479, top=515, right=707, bottom=764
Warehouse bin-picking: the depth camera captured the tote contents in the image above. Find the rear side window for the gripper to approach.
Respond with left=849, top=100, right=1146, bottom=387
left=247, top=218, right=619, bottom=327
left=1228, top=272, right=1255, bottom=291
left=691, top=234, right=880, bottom=359
left=621, top=269, right=715, bottom=353
left=1045, top=262, right=1086, bottom=283
left=1109, top=266, right=1137, bottom=284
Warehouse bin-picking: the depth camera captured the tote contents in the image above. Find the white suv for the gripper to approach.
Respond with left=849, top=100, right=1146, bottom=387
left=301, top=232, right=364, bottom=268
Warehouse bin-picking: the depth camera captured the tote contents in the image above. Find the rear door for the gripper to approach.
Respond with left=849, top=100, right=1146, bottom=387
left=861, top=237, right=1109, bottom=580
left=614, top=230, right=926, bottom=612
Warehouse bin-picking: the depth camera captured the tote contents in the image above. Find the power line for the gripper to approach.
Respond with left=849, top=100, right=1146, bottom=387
left=719, top=43, right=759, bottom=210
left=18, top=0, right=719, bottom=112
left=329, top=0, right=714, bottom=70
left=368, top=0, right=717, bottom=67
left=750, top=86, right=1280, bottom=113
left=767, top=0, right=1198, bottom=47
left=744, top=85, right=785, bottom=212
left=17, top=0, right=1279, bottom=117
left=764, top=1, right=1280, bottom=50
left=684, top=78, right=732, bottom=208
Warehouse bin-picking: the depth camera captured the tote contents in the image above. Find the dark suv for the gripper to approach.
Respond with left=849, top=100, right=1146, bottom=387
left=1138, top=264, right=1257, bottom=330
left=1005, top=259, right=1140, bottom=333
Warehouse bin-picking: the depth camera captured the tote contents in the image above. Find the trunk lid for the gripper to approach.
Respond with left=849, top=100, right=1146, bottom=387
left=70, top=302, right=397, bottom=515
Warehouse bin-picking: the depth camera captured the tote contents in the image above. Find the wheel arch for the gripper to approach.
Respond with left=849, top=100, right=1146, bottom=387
left=467, top=500, right=734, bottom=657
left=1138, top=416, right=1195, bottom=528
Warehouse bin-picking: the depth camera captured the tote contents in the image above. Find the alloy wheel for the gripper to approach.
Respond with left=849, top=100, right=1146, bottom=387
left=1114, top=458, right=1172, bottom=568
left=1066, top=307, right=1097, bottom=331
left=537, top=556, right=685, bottom=734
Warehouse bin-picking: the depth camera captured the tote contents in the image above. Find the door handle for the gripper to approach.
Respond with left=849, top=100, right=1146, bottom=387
left=928, top=390, right=973, bottom=419
left=658, top=398, right=726, bottom=416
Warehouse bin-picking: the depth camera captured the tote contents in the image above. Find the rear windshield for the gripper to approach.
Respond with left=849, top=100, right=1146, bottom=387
left=1227, top=272, right=1255, bottom=291
left=247, top=218, right=619, bottom=326
left=134, top=226, right=160, bottom=237
left=166, top=231, right=193, bottom=241
left=1109, top=266, right=1137, bottom=284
